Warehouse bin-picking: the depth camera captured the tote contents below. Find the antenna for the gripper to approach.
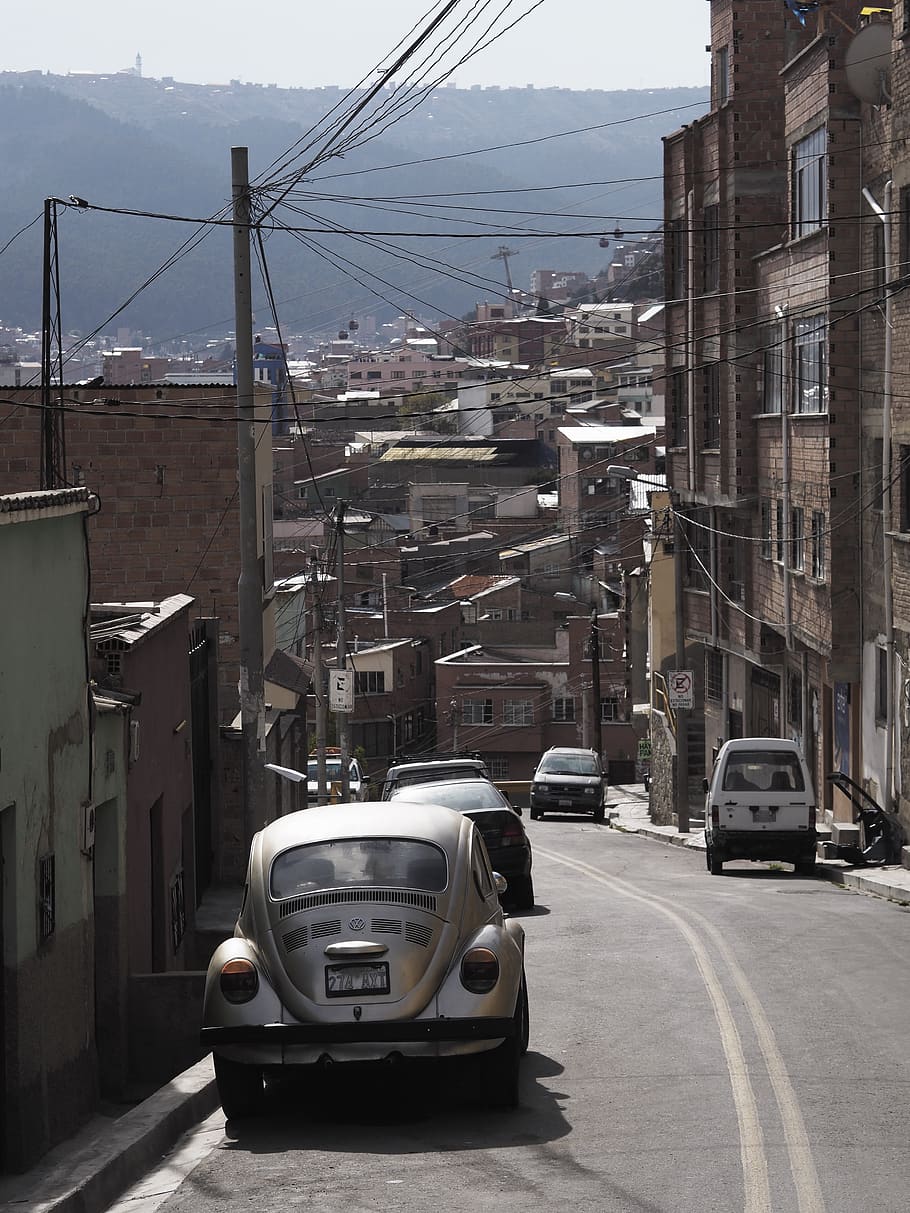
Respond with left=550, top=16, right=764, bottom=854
left=845, top=21, right=892, bottom=105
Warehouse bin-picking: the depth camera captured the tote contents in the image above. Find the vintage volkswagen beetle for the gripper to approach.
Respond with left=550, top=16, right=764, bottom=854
left=201, top=802, right=529, bottom=1118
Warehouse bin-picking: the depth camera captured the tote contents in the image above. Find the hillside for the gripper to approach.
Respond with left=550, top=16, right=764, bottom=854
left=0, top=72, right=707, bottom=344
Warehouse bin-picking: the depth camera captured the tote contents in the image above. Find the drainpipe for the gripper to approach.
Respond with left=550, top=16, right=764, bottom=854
left=862, top=182, right=894, bottom=811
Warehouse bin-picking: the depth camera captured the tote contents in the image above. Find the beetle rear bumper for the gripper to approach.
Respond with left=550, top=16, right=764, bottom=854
left=201, top=1016, right=515, bottom=1048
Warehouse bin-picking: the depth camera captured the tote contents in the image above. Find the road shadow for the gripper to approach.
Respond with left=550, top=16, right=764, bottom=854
left=220, top=1050, right=570, bottom=1155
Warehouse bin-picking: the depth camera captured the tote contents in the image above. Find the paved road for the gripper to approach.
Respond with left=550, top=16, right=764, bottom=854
left=107, top=816, right=910, bottom=1212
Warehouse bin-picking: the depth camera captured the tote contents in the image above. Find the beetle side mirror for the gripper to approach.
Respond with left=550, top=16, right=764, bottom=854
left=493, top=872, right=508, bottom=897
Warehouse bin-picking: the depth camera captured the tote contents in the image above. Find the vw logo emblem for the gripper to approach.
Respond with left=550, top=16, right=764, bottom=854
left=350, top=917, right=366, bottom=931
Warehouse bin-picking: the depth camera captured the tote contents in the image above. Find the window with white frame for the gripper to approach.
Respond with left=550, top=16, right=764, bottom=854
left=792, top=126, right=827, bottom=238
left=553, top=696, right=575, bottom=722
left=811, top=510, right=826, bottom=580
left=462, top=699, right=493, bottom=725
left=354, top=670, right=385, bottom=694
left=600, top=697, right=620, bottom=722
left=503, top=699, right=533, bottom=726
left=795, top=314, right=826, bottom=413
left=763, top=321, right=785, bottom=413
left=489, top=756, right=510, bottom=780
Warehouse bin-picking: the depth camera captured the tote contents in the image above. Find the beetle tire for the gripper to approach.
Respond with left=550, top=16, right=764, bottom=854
left=484, top=978, right=527, bottom=1108
left=214, top=1053, right=264, bottom=1120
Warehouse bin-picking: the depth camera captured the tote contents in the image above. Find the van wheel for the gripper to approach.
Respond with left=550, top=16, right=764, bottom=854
left=709, top=849, right=724, bottom=876
left=796, top=854, right=816, bottom=876
left=530, top=807, right=543, bottom=821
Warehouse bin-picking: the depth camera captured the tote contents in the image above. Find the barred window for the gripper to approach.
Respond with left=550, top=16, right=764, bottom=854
left=705, top=650, right=723, bottom=703
left=489, top=756, right=510, bottom=780
left=776, top=500, right=785, bottom=563
left=789, top=670, right=803, bottom=727
left=704, top=363, right=720, bottom=448
left=667, top=218, right=687, bottom=297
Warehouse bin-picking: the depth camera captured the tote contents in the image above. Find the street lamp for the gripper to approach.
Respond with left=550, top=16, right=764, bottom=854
left=608, top=465, right=689, bottom=832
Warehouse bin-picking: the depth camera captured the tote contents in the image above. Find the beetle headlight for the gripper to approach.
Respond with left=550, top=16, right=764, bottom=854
left=219, top=958, right=259, bottom=1004
left=460, top=947, right=500, bottom=994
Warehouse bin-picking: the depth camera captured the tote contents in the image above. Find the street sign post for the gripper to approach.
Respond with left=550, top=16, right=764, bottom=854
left=329, top=669, right=354, bottom=713
left=668, top=669, right=694, bottom=710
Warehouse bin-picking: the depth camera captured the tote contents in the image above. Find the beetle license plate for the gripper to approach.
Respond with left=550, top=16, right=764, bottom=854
left=325, top=962, right=390, bottom=997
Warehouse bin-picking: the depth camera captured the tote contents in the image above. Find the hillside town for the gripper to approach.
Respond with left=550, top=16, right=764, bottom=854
left=4, top=0, right=910, bottom=1200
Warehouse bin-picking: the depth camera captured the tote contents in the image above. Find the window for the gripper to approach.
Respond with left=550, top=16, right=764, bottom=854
left=706, top=650, right=723, bottom=703
left=669, top=370, right=688, bottom=447
left=789, top=669, right=802, bottom=728
left=600, top=697, right=620, bottom=722
left=776, top=500, right=784, bottom=563
left=900, top=187, right=910, bottom=278
left=763, top=321, right=786, bottom=413
left=715, top=45, right=729, bottom=106
left=795, top=314, right=826, bottom=413
left=39, top=853, right=55, bottom=942
left=792, top=126, right=827, bottom=238
left=667, top=218, right=687, bottom=297
left=703, top=205, right=720, bottom=292
left=503, top=699, right=533, bottom=726
left=811, top=511, right=826, bottom=580
left=486, top=608, right=503, bottom=621
left=876, top=646, right=888, bottom=721
left=489, top=756, right=510, bottom=780
left=462, top=699, right=493, bottom=725
left=553, top=696, right=576, bottom=722
left=355, top=670, right=385, bottom=694
left=790, top=507, right=804, bottom=571
left=704, top=363, right=720, bottom=448
left=685, top=507, right=711, bottom=590
left=901, top=447, right=910, bottom=532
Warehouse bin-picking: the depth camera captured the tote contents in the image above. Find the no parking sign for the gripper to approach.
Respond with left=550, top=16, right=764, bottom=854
left=668, top=669, right=694, bottom=709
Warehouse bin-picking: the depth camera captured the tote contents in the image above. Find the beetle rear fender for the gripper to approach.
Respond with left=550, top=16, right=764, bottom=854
left=202, top=937, right=283, bottom=1029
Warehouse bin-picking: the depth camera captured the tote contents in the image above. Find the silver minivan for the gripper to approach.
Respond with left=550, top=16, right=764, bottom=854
left=703, top=738, right=817, bottom=875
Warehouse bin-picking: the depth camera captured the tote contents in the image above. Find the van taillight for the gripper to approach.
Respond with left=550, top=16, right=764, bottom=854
left=808, top=806, right=815, bottom=827
left=711, top=804, right=719, bottom=826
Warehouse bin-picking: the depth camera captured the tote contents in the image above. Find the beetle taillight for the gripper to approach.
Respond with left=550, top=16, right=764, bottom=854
left=220, top=958, right=259, bottom=1004
left=460, top=947, right=500, bottom=994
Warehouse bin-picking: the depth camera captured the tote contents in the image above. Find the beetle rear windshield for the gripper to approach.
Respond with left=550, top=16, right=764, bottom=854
left=721, top=750, right=806, bottom=793
left=270, top=838, right=447, bottom=899
left=537, top=753, right=600, bottom=776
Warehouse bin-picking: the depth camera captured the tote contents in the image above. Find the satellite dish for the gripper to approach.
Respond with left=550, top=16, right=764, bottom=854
left=845, top=22, right=892, bottom=105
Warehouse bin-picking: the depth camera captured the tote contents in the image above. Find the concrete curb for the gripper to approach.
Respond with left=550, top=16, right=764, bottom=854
left=12, top=1056, right=218, bottom=1213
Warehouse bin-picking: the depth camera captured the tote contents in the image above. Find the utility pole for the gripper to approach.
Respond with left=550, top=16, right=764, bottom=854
left=310, top=551, right=328, bottom=805
left=232, top=145, right=265, bottom=844
left=590, top=606, right=602, bottom=762
left=41, top=197, right=66, bottom=489
left=674, top=506, right=690, bottom=832
left=336, top=501, right=351, bottom=802
left=450, top=699, right=459, bottom=753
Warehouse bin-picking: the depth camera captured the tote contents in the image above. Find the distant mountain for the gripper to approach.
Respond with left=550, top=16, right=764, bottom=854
left=0, top=72, right=707, bottom=346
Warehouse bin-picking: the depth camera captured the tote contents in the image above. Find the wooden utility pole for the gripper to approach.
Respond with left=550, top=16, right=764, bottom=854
left=336, top=501, right=351, bottom=802
left=310, top=551, right=328, bottom=805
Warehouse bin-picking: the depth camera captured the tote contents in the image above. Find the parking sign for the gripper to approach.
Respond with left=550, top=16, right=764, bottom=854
left=668, top=669, right=694, bottom=709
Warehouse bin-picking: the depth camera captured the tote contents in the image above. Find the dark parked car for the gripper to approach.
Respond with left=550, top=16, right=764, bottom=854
left=530, top=746, right=607, bottom=821
left=390, top=779, right=534, bottom=909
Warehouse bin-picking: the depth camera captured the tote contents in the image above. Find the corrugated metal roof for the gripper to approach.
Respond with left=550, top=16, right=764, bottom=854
left=379, top=446, right=498, bottom=463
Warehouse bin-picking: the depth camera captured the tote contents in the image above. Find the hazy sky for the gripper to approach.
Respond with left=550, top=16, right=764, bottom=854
left=3, top=1, right=710, bottom=92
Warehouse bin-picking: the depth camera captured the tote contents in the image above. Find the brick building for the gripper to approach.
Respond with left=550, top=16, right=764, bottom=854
left=662, top=0, right=866, bottom=817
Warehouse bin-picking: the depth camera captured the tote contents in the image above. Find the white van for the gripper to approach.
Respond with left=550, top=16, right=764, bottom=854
left=703, top=738, right=817, bottom=876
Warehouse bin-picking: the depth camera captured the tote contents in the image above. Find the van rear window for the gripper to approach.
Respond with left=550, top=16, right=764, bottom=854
left=722, top=751, right=805, bottom=793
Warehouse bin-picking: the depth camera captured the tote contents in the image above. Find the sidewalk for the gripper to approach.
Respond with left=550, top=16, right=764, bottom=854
left=6, top=788, right=910, bottom=1213
left=607, top=782, right=910, bottom=905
